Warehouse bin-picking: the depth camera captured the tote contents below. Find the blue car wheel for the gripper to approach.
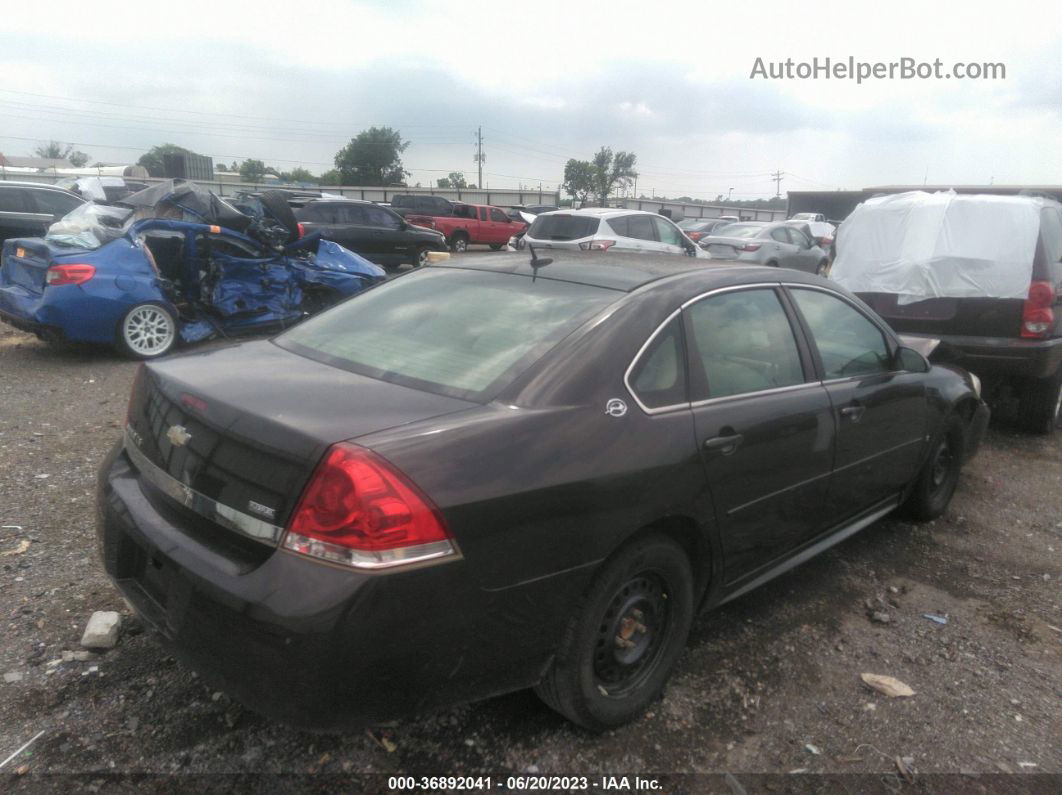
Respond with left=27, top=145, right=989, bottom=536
left=117, top=302, right=177, bottom=359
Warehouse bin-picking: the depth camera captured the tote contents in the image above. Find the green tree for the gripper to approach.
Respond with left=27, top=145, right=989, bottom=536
left=239, top=159, right=268, bottom=183
left=437, top=171, right=468, bottom=189
left=334, top=127, right=408, bottom=186
left=318, top=169, right=342, bottom=186
left=136, top=144, right=205, bottom=178
left=591, top=147, right=637, bottom=206
left=280, top=167, right=316, bottom=183
left=34, top=140, right=90, bottom=167
left=561, top=159, right=596, bottom=205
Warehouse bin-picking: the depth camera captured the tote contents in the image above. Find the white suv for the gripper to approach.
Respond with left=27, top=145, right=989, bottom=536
left=519, top=208, right=708, bottom=258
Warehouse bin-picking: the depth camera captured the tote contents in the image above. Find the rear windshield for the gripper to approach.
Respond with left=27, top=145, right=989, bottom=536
left=276, top=268, right=620, bottom=402
left=714, top=223, right=763, bottom=238
left=528, top=215, right=600, bottom=240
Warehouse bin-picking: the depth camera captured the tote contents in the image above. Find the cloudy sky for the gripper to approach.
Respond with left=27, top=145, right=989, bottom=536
left=2, top=0, right=1060, bottom=199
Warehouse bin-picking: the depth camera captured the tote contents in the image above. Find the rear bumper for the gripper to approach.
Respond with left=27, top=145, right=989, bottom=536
left=96, top=441, right=572, bottom=730
left=908, top=332, right=1062, bottom=380
left=0, top=303, right=63, bottom=339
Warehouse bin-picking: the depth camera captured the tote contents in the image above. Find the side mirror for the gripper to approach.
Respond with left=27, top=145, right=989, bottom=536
left=895, top=346, right=930, bottom=373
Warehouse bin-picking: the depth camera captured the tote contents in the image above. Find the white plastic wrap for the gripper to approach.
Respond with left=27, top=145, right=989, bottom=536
left=831, top=191, right=1042, bottom=303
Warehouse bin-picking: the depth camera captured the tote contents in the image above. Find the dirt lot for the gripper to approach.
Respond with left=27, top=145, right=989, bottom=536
left=1, top=310, right=1060, bottom=792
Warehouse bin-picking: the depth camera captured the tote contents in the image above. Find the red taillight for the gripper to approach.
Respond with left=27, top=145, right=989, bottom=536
left=283, top=443, right=455, bottom=569
left=46, top=264, right=95, bottom=286
left=738, top=243, right=762, bottom=252
left=297, top=222, right=305, bottom=238
left=1021, top=280, right=1057, bottom=338
left=578, top=239, right=616, bottom=251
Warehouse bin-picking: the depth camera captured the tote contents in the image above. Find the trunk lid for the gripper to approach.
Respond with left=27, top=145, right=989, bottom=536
left=125, top=340, right=476, bottom=545
left=0, top=239, right=82, bottom=294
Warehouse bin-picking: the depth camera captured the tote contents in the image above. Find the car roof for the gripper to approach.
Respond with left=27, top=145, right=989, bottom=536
left=0, top=181, right=80, bottom=194
left=429, top=250, right=828, bottom=293
left=301, top=197, right=371, bottom=205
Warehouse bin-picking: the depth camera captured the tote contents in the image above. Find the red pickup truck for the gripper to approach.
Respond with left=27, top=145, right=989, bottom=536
left=408, top=203, right=526, bottom=252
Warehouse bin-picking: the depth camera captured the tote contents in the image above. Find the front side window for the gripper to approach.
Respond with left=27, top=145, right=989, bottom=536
left=490, top=208, right=508, bottom=223
left=278, top=269, right=621, bottom=401
left=364, top=206, right=400, bottom=228
left=770, top=228, right=790, bottom=243
left=787, top=227, right=811, bottom=247
left=628, top=316, right=687, bottom=409
left=653, top=217, right=684, bottom=246
left=790, top=288, right=892, bottom=379
left=686, top=289, right=806, bottom=399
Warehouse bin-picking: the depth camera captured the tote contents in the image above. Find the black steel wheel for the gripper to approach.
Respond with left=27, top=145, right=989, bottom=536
left=534, top=536, right=694, bottom=731
left=898, top=414, right=966, bottom=521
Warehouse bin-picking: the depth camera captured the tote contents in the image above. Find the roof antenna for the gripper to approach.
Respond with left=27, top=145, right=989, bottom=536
left=528, top=242, right=552, bottom=282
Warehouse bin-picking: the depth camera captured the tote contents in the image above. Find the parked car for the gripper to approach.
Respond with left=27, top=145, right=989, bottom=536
left=56, top=176, right=149, bottom=204
left=98, top=251, right=986, bottom=732
left=677, top=217, right=736, bottom=243
left=700, top=221, right=829, bottom=273
left=791, top=212, right=827, bottom=222
left=293, top=198, right=447, bottom=269
left=430, top=202, right=527, bottom=252
left=832, top=190, right=1062, bottom=433
left=0, top=181, right=384, bottom=358
left=520, top=208, right=707, bottom=258
left=389, top=194, right=454, bottom=219
left=0, top=181, right=85, bottom=245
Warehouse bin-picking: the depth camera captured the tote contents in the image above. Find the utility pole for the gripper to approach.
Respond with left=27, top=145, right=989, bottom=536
left=474, top=126, right=484, bottom=189
left=771, top=170, right=784, bottom=198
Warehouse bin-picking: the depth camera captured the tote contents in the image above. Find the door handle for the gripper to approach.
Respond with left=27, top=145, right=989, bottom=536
left=840, top=405, right=865, bottom=422
left=703, top=433, right=744, bottom=455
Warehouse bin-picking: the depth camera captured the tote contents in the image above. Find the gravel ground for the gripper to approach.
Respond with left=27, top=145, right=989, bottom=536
left=1, top=302, right=1060, bottom=792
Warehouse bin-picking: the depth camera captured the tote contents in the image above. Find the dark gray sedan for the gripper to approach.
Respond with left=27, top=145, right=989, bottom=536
left=701, top=221, right=829, bottom=274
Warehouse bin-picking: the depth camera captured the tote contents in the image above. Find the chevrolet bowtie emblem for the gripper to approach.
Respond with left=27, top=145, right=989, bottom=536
left=167, top=425, right=192, bottom=447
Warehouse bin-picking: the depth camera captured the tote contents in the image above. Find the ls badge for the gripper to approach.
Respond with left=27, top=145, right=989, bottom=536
left=605, top=398, right=628, bottom=418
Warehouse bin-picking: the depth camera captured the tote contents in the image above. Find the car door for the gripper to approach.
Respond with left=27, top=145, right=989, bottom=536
left=363, top=204, right=408, bottom=265
left=332, top=204, right=381, bottom=258
left=28, top=189, right=83, bottom=222
left=0, top=187, right=52, bottom=243
left=768, top=227, right=799, bottom=267
left=623, top=214, right=659, bottom=252
left=786, top=286, right=928, bottom=521
left=785, top=227, right=819, bottom=272
left=685, top=286, right=836, bottom=585
left=652, top=216, right=689, bottom=256
left=488, top=207, right=513, bottom=244
left=296, top=202, right=341, bottom=243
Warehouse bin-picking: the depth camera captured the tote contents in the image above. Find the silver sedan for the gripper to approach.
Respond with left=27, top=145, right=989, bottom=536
left=700, top=222, right=829, bottom=274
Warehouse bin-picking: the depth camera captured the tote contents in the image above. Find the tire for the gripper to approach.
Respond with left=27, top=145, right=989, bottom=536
left=815, top=259, right=830, bottom=276
left=489, top=243, right=504, bottom=251
left=1018, top=365, right=1062, bottom=435
left=412, top=246, right=431, bottom=268
left=449, top=234, right=469, bottom=253
left=534, top=536, right=694, bottom=731
left=898, top=414, right=966, bottom=521
left=116, top=303, right=177, bottom=360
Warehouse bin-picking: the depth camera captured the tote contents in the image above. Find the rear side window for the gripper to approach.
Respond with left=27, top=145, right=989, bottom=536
left=297, top=203, right=339, bottom=223
left=336, top=205, right=369, bottom=224
left=1040, top=208, right=1062, bottom=266
left=0, top=188, right=28, bottom=213
left=278, top=269, right=620, bottom=401
left=629, top=316, right=687, bottom=409
left=31, top=190, right=81, bottom=217
left=686, top=289, right=806, bottom=399
left=528, top=215, right=600, bottom=240
left=479, top=207, right=489, bottom=221
left=790, top=288, right=892, bottom=379
left=626, top=215, right=656, bottom=241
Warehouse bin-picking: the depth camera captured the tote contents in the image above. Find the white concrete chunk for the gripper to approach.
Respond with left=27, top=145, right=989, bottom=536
left=81, top=611, right=121, bottom=649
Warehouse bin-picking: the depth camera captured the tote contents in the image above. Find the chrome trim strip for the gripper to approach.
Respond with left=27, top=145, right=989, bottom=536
left=726, top=467, right=833, bottom=516
left=833, top=437, right=926, bottom=474
left=124, top=430, right=283, bottom=545
left=623, top=307, right=687, bottom=416
left=689, top=380, right=821, bottom=409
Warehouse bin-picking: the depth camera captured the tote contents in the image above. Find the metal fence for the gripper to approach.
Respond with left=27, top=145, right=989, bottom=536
left=615, top=198, right=786, bottom=222
left=0, top=172, right=561, bottom=208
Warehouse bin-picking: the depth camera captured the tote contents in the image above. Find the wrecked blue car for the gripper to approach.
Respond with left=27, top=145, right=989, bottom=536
left=0, top=181, right=384, bottom=358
